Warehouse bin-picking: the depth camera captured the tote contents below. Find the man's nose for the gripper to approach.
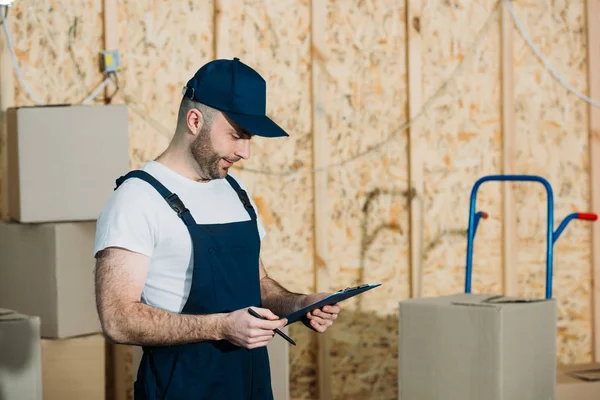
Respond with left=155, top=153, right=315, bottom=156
left=236, top=140, right=251, bottom=160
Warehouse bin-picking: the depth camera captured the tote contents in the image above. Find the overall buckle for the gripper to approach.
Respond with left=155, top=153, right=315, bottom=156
left=237, top=191, right=253, bottom=209
left=165, top=193, right=189, bottom=217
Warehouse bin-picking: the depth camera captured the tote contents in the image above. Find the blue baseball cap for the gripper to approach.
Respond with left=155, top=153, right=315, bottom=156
left=182, top=57, right=289, bottom=138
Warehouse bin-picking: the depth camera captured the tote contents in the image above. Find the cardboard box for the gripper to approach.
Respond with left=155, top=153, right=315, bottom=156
left=398, top=294, right=556, bottom=400
left=41, top=334, right=106, bottom=400
left=557, top=363, right=600, bottom=400
left=6, top=104, right=129, bottom=223
left=0, top=221, right=101, bottom=338
left=0, top=309, right=42, bottom=400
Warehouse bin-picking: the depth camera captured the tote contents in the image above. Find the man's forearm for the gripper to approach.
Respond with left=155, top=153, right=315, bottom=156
left=260, top=276, right=305, bottom=317
left=101, top=302, right=225, bottom=347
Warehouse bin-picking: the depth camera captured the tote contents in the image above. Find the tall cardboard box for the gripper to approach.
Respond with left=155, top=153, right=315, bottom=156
left=0, top=221, right=100, bottom=338
left=0, top=309, right=42, bottom=400
left=6, top=104, right=129, bottom=223
left=398, top=294, right=556, bottom=400
left=41, top=334, right=106, bottom=400
left=557, top=363, right=600, bottom=400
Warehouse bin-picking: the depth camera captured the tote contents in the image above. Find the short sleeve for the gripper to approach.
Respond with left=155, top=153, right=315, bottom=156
left=228, top=174, right=268, bottom=241
left=93, top=181, right=158, bottom=258
left=248, top=192, right=267, bottom=241
left=255, top=210, right=267, bottom=241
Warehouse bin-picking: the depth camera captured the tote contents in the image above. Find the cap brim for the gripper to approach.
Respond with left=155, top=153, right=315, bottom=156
left=223, top=111, right=289, bottom=138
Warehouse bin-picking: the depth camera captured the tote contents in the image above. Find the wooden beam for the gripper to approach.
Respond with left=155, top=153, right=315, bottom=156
left=0, top=4, right=15, bottom=221
left=501, top=0, right=517, bottom=296
left=213, top=0, right=227, bottom=59
left=586, top=0, right=600, bottom=363
left=407, top=0, right=423, bottom=299
left=213, top=0, right=235, bottom=60
left=311, top=1, right=331, bottom=399
left=103, top=0, right=118, bottom=103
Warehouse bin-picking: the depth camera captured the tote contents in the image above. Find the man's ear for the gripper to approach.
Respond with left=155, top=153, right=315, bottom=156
left=186, top=108, right=204, bottom=136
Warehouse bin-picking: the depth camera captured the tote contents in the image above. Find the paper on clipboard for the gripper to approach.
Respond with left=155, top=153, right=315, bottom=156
left=282, top=283, right=381, bottom=325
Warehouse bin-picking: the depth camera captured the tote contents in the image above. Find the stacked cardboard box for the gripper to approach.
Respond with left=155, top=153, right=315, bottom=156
left=0, top=104, right=129, bottom=399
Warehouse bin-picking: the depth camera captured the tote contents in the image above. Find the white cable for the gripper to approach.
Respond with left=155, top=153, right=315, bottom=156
left=1, top=5, right=45, bottom=105
left=81, top=76, right=110, bottom=104
left=504, top=0, right=600, bottom=108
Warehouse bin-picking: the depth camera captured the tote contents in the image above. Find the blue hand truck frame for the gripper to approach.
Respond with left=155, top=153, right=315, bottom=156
left=464, top=175, right=597, bottom=300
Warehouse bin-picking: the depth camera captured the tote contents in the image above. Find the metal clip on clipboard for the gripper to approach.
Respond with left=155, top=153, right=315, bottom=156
left=338, top=284, right=370, bottom=292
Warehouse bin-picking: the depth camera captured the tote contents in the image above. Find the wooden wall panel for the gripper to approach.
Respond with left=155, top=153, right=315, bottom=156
left=0, top=1, right=597, bottom=397
left=116, top=1, right=214, bottom=169
left=501, top=0, right=517, bottom=296
left=322, top=1, right=409, bottom=398
left=8, top=0, right=104, bottom=107
left=407, top=0, right=424, bottom=300
left=420, top=1, right=503, bottom=298
left=213, top=1, right=316, bottom=398
left=511, top=0, right=592, bottom=364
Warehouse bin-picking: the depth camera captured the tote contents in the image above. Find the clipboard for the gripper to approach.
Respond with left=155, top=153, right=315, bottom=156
left=282, top=283, right=381, bottom=325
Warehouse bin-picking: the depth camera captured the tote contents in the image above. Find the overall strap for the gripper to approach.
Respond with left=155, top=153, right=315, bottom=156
left=115, top=170, right=197, bottom=226
left=225, top=175, right=257, bottom=221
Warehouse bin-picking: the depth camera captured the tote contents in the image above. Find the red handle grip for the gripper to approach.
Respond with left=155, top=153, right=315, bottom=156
left=577, top=213, right=598, bottom=221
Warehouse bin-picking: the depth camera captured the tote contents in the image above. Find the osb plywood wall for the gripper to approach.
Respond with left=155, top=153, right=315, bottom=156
left=0, top=0, right=596, bottom=399
left=116, top=1, right=214, bottom=170
left=420, top=0, right=503, bottom=298
left=322, top=1, right=410, bottom=398
left=512, top=0, right=592, bottom=364
left=9, top=0, right=104, bottom=106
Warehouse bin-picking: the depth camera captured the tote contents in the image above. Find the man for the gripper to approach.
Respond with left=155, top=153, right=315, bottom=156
left=93, top=57, right=341, bottom=399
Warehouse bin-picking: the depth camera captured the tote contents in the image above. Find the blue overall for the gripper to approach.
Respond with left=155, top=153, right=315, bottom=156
left=114, top=170, right=274, bottom=400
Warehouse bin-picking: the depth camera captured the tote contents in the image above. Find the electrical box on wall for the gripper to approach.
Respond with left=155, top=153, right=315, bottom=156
left=101, top=49, right=121, bottom=74
left=6, top=104, right=130, bottom=223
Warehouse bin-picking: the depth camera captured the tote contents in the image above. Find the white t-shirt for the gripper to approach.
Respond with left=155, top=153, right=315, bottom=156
left=93, top=161, right=266, bottom=313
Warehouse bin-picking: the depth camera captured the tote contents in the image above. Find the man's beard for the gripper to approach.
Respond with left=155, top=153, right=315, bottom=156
left=190, top=125, right=225, bottom=180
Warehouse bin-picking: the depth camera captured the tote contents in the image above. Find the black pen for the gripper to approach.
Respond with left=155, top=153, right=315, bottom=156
left=248, top=307, right=296, bottom=346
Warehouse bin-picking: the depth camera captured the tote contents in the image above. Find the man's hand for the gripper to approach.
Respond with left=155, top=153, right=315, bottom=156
left=300, top=293, right=341, bottom=333
left=221, top=307, right=287, bottom=349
